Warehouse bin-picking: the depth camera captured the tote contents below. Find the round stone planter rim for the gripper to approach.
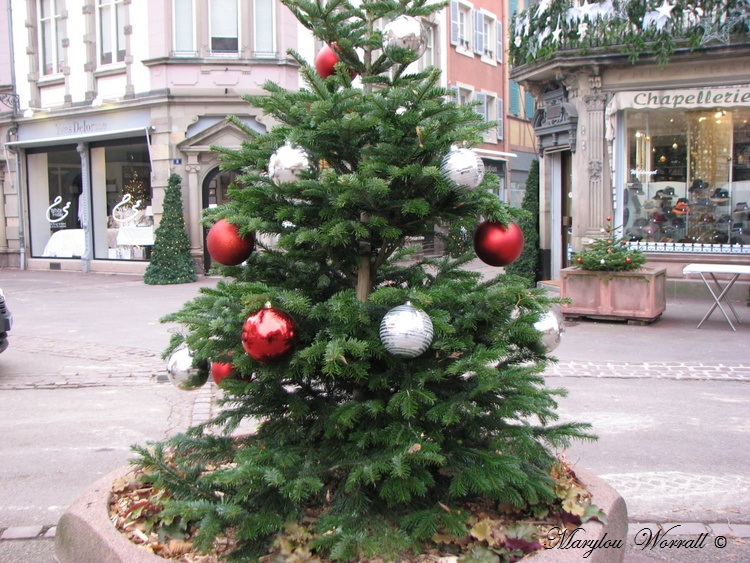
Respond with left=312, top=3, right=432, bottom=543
left=55, top=464, right=627, bottom=563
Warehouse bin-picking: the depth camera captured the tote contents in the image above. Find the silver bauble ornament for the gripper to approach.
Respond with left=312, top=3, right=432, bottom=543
left=268, top=143, right=311, bottom=184
left=379, top=301, right=434, bottom=358
left=440, top=147, right=485, bottom=191
left=534, top=308, right=564, bottom=353
left=166, top=347, right=209, bottom=391
left=382, top=15, right=428, bottom=64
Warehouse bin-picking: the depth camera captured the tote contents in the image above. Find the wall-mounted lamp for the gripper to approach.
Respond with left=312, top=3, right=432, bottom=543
left=22, top=107, right=51, bottom=118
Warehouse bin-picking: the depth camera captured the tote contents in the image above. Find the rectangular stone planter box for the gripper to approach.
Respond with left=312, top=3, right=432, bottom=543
left=560, top=267, right=667, bottom=323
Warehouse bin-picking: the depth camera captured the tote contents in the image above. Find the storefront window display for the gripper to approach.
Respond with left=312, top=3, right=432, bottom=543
left=27, top=139, right=152, bottom=260
left=623, top=107, right=750, bottom=253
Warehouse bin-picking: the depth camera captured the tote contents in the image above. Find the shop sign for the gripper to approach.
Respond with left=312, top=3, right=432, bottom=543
left=631, top=86, right=750, bottom=110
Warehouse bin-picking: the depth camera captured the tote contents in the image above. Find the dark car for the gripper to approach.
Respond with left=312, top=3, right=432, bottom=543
left=0, top=289, right=11, bottom=353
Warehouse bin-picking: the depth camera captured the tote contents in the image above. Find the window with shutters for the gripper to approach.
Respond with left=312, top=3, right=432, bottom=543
left=417, top=21, right=438, bottom=71
left=450, top=0, right=473, bottom=54
left=496, top=98, right=505, bottom=140
left=473, top=10, right=497, bottom=64
left=509, top=80, right=521, bottom=117
left=476, top=92, right=499, bottom=144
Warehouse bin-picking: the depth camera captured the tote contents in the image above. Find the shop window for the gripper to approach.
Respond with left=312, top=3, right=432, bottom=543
left=624, top=108, right=750, bottom=249
left=27, top=139, right=153, bottom=261
left=210, top=0, right=239, bottom=55
left=39, top=0, right=65, bottom=75
left=98, top=0, right=126, bottom=65
left=173, top=0, right=197, bottom=56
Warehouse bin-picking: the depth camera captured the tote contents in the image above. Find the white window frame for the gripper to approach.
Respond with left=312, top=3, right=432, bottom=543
left=97, top=0, right=126, bottom=66
left=417, top=20, right=438, bottom=71
left=474, top=10, right=497, bottom=65
left=209, top=0, right=240, bottom=57
left=38, top=0, right=65, bottom=76
left=173, top=0, right=197, bottom=57
left=253, top=0, right=276, bottom=57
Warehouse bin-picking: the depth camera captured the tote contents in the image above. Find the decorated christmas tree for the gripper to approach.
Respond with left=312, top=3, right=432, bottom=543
left=132, top=1, right=594, bottom=559
left=572, top=216, right=647, bottom=271
left=143, top=173, right=197, bottom=285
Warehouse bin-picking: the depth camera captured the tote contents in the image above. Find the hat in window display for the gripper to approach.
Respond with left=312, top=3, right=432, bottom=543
left=712, top=230, right=729, bottom=244
left=672, top=216, right=685, bottom=228
left=709, top=188, right=730, bottom=203
left=628, top=179, right=645, bottom=195
left=689, top=179, right=708, bottom=192
left=717, top=214, right=732, bottom=224
left=692, top=198, right=711, bottom=207
left=653, top=189, right=673, bottom=200
left=626, top=229, right=643, bottom=242
left=734, top=202, right=748, bottom=212
left=673, top=201, right=690, bottom=215
left=642, top=199, right=657, bottom=211
left=633, top=217, right=648, bottom=228
left=700, top=213, right=715, bottom=223
left=651, top=211, right=667, bottom=223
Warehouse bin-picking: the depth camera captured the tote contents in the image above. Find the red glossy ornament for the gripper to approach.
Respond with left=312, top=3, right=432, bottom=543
left=314, top=43, right=356, bottom=79
left=626, top=257, right=633, bottom=263
left=206, top=219, right=255, bottom=266
left=473, top=221, right=524, bottom=267
left=210, top=361, right=235, bottom=385
left=576, top=256, right=583, bottom=263
left=241, top=306, right=298, bottom=363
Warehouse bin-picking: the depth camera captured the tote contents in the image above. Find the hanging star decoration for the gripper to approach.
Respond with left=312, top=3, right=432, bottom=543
left=655, top=0, right=675, bottom=20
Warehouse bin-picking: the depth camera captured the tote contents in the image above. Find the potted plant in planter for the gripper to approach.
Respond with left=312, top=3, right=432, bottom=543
left=561, top=217, right=667, bottom=323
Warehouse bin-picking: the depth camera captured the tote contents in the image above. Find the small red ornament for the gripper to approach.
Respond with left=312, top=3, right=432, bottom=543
left=210, top=361, right=235, bottom=385
left=206, top=219, right=255, bottom=266
left=241, top=306, right=298, bottom=363
left=473, top=221, right=524, bottom=267
left=607, top=248, right=613, bottom=253
left=606, top=216, right=612, bottom=221
left=576, top=256, right=583, bottom=263
left=314, top=43, right=356, bottom=79
left=626, top=257, right=632, bottom=263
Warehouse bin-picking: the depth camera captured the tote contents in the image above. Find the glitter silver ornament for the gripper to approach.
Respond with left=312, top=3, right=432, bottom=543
left=440, top=147, right=485, bottom=191
left=166, top=347, right=209, bottom=391
left=379, top=301, right=434, bottom=358
left=268, top=143, right=311, bottom=184
left=534, top=308, right=564, bottom=353
left=382, top=15, right=428, bottom=64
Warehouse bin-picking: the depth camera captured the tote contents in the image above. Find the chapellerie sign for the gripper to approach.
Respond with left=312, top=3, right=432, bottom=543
left=629, top=85, right=750, bottom=110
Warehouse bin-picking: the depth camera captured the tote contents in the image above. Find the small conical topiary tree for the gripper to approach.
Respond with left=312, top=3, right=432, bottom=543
left=505, top=159, right=541, bottom=287
left=144, top=173, right=197, bottom=285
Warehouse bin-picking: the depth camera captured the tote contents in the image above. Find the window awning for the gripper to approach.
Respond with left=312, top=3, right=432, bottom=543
left=4, top=126, right=153, bottom=148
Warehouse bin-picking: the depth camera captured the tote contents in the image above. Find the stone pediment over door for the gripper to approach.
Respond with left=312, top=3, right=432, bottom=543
left=177, top=117, right=264, bottom=161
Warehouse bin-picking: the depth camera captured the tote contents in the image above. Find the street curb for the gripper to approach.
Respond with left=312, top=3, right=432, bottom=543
left=53, top=465, right=628, bottom=562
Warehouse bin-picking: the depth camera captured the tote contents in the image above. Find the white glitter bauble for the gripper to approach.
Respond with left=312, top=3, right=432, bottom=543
left=440, top=147, right=485, bottom=191
left=534, top=308, right=564, bottom=353
left=166, top=347, right=209, bottom=391
left=379, top=301, right=434, bottom=358
left=382, top=15, right=428, bottom=64
left=268, top=143, right=311, bottom=184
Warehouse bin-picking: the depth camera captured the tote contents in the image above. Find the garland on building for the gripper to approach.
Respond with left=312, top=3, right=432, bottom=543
left=510, top=0, right=750, bottom=68
left=143, top=173, right=197, bottom=285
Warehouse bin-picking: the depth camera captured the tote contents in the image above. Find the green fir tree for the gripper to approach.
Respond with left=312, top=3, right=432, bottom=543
left=133, top=1, right=594, bottom=559
left=143, top=173, right=197, bottom=285
left=572, top=216, right=647, bottom=271
left=504, top=159, right=541, bottom=287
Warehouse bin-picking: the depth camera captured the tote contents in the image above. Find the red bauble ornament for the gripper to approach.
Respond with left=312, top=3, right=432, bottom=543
left=473, top=221, right=524, bottom=267
left=206, top=219, right=255, bottom=266
left=210, top=361, right=235, bottom=385
left=241, top=306, right=298, bottom=363
left=314, top=43, right=356, bottom=79
left=626, top=257, right=633, bottom=263
left=576, top=256, right=583, bottom=264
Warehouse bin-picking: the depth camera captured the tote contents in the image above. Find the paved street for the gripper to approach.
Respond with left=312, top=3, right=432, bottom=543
left=0, top=265, right=748, bottom=561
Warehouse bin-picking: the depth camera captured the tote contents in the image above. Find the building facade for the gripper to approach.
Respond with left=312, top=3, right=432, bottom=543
left=0, top=0, right=534, bottom=275
left=509, top=0, right=750, bottom=281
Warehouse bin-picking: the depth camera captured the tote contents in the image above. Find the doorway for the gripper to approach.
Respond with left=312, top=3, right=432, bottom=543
left=550, top=150, right=573, bottom=280
left=201, top=167, right=240, bottom=271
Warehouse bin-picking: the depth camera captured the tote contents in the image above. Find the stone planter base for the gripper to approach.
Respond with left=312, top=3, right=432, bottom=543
left=55, top=464, right=627, bottom=563
left=560, top=267, right=667, bottom=323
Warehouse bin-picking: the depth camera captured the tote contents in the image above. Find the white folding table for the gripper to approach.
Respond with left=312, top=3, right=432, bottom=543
left=682, top=263, right=750, bottom=331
